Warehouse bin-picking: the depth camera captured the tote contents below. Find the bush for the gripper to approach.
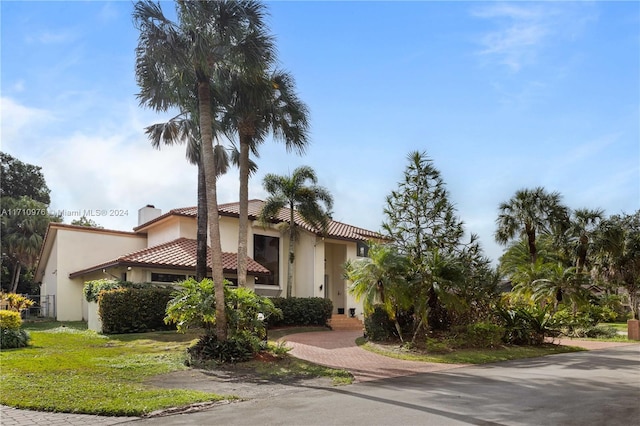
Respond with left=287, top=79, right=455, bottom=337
left=0, top=310, right=22, bottom=330
left=269, top=297, right=332, bottom=327
left=364, top=306, right=397, bottom=341
left=456, top=322, right=505, bottom=348
left=0, top=293, right=34, bottom=311
left=83, top=279, right=121, bottom=303
left=0, top=328, right=30, bottom=349
left=187, top=333, right=257, bottom=364
left=99, top=287, right=175, bottom=334
left=496, top=306, right=552, bottom=346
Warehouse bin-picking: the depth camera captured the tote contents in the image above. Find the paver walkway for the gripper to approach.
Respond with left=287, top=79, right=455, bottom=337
left=280, top=330, right=467, bottom=382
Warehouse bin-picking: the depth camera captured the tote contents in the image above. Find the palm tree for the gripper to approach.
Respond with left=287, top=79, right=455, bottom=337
left=495, top=187, right=569, bottom=264
left=569, top=208, right=604, bottom=273
left=221, top=69, right=309, bottom=289
left=145, top=115, right=239, bottom=281
left=592, top=212, right=640, bottom=319
left=344, top=243, right=411, bottom=341
left=134, top=0, right=271, bottom=341
left=258, top=166, right=333, bottom=298
left=530, top=264, right=588, bottom=317
left=2, top=197, right=50, bottom=293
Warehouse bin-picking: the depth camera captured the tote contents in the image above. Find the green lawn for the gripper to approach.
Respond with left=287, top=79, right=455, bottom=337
left=357, top=338, right=585, bottom=364
left=599, top=322, right=628, bottom=333
left=1, top=323, right=232, bottom=416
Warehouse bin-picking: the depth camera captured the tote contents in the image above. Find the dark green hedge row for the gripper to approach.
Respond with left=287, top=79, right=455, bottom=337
left=99, top=287, right=175, bottom=334
left=269, top=297, right=333, bottom=327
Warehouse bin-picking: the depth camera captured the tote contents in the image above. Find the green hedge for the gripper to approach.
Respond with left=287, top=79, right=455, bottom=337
left=99, top=287, right=175, bottom=334
left=269, top=297, right=333, bottom=327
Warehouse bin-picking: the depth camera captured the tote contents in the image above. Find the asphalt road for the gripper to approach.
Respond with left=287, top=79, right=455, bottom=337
left=130, top=344, right=640, bottom=426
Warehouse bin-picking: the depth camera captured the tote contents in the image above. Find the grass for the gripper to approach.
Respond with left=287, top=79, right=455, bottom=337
left=356, top=338, right=585, bottom=364
left=1, top=322, right=350, bottom=415
left=599, top=322, right=628, bottom=333
left=1, top=323, right=233, bottom=416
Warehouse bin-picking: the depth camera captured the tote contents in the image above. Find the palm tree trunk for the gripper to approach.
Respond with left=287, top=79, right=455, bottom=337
left=10, top=261, right=21, bottom=293
left=237, top=132, right=251, bottom=289
left=198, top=79, right=227, bottom=341
left=526, top=226, right=537, bottom=263
left=196, top=158, right=208, bottom=281
left=287, top=203, right=295, bottom=298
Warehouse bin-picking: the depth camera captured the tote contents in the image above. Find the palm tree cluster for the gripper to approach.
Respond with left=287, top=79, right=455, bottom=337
left=496, top=187, right=639, bottom=321
left=134, top=0, right=309, bottom=341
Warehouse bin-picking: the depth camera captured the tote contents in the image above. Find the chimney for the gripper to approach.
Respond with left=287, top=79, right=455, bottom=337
left=138, top=204, right=162, bottom=226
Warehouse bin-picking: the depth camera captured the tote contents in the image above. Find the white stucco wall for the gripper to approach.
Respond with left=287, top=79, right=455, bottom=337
left=50, top=228, right=146, bottom=321
left=40, top=233, right=58, bottom=318
left=146, top=216, right=199, bottom=247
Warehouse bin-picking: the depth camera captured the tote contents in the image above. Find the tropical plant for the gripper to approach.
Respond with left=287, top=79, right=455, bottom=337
left=165, top=278, right=281, bottom=363
left=259, top=166, right=333, bottom=298
left=0, top=309, right=30, bottom=349
left=134, top=0, right=272, bottom=340
left=1, top=196, right=53, bottom=292
left=592, top=211, right=640, bottom=319
left=495, top=187, right=569, bottom=264
left=344, top=243, right=411, bottom=340
left=0, top=292, right=34, bottom=311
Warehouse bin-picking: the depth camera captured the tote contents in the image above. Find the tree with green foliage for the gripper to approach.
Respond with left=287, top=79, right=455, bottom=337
left=1, top=197, right=52, bottom=293
left=0, top=152, right=51, bottom=205
left=495, top=187, right=569, bottom=264
left=259, top=166, right=333, bottom=298
left=134, top=0, right=273, bottom=340
left=381, top=151, right=493, bottom=341
left=344, top=243, right=411, bottom=341
left=71, top=215, right=103, bottom=228
left=1, top=154, right=60, bottom=293
left=592, top=211, right=640, bottom=319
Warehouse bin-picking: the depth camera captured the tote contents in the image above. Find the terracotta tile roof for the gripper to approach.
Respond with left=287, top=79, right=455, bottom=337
left=69, top=238, right=270, bottom=279
left=135, top=200, right=386, bottom=241
left=218, top=199, right=386, bottom=241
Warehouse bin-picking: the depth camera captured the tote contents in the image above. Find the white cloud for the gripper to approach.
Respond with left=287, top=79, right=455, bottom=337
left=471, top=2, right=596, bottom=72
left=0, top=97, right=55, bottom=149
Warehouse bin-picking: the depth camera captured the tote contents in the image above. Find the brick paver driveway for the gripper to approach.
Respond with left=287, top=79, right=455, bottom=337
left=281, top=330, right=467, bottom=382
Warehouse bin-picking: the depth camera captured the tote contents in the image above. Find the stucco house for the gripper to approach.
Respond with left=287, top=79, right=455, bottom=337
left=35, top=200, right=384, bottom=323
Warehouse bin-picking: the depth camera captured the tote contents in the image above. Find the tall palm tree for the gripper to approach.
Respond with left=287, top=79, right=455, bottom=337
left=221, top=69, right=309, bottom=289
left=258, top=166, right=333, bottom=298
left=569, top=208, right=604, bottom=273
left=145, top=115, right=231, bottom=281
left=495, top=187, right=569, bottom=264
left=134, top=0, right=271, bottom=341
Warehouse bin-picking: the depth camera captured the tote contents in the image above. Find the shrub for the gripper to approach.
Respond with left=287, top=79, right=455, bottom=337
left=457, top=322, right=505, bottom=348
left=0, top=310, right=22, bottom=330
left=99, top=287, right=175, bottom=334
left=187, top=333, right=257, bottom=364
left=0, top=328, right=30, bottom=349
left=364, top=306, right=397, bottom=341
left=269, top=297, right=333, bottom=327
left=0, top=310, right=30, bottom=349
left=496, top=305, right=552, bottom=346
left=83, top=279, right=121, bottom=303
left=0, top=293, right=34, bottom=311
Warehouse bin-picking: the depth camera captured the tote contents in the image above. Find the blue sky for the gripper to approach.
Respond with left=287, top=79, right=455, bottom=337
left=2, top=1, right=638, bottom=264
